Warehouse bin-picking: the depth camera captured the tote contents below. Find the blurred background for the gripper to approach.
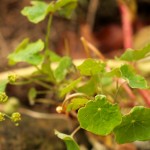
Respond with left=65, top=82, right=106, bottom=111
left=0, top=0, right=150, bottom=149
left=0, top=0, right=150, bottom=70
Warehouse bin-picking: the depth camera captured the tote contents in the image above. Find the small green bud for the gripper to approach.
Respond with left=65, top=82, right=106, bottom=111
left=0, top=112, right=5, bottom=121
left=11, top=112, right=21, bottom=123
left=8, top=73, right=17, bottom=83
left=0, top=92, right=8, bottom=103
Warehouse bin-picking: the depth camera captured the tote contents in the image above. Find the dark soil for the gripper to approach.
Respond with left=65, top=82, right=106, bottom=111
left=0, top=114, right=70, bottom=150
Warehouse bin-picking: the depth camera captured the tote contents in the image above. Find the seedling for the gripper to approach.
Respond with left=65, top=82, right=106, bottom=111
left=1, top=0, right=150, bottom=149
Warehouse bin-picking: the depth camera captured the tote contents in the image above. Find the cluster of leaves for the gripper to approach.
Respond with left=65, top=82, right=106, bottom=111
left=1, top=0, right=150, bottom=149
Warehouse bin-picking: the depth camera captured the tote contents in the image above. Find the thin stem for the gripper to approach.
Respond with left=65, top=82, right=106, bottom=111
left=80, top=37, right=90, bottom=58
left=45, top=13, right=53, bottom=50
left=33, top=65, right=43, bottom=74
left=33, top=80, right=52, bottom=90
left=71, top=126, right=81, bottom=137
left=114, top=80, right=126, bottom=102
left=19, top=75, right=52, bottom=90
left=81, top=37, right=106, bottom=60
left=62, top=93, right=90, bottom=110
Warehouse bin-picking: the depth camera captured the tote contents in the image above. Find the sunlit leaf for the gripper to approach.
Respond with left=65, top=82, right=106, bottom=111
left=67, top=97, right=89, bottom=112
left=114, top=106, right=150, bottom=144
left=120, top=64, right=148, bottom=89
left=55, top=130, right=80, bottom=150
left=21, top=1, right=51, bottom=23
left=104, top=68, right=121, bottom=78
left=119, top=44, right=150, bottom=61
left=8, top=39, right=44, bottom=65
left=77, top=58, right=105, bottom=76
left=0, top=80, right=8, bottom=92
left=78, top=95, right=122, bottom=135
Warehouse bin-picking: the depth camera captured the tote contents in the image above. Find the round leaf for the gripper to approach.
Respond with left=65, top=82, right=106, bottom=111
left=78, top=95, right=122, bottom=135
left=114, top=106, right=150, bottom=144
left=120, top=64, right=148, bottom=89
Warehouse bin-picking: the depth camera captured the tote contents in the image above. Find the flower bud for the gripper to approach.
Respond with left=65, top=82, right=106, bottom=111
left=8, top=73, right=17, bottom=83
left=11, top=112, right=21, bottom=122
left=0, top=92, right=8, bottom=103
left=0, top=112, right=5, bottom=121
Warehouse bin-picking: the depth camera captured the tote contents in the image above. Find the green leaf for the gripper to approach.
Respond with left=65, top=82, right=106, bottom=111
left=55, top=0, right=77, bottom=18
left=48, top=50, right=61, bottom=62
left=119, top=44, right=150, bottom=61
left=77, top=76, right=97, bottom=96
left=114, top=106, right=150, bottom=144
left=78, top=95, right=122, bottom=135
left=54, top=56, right=72, bottom=82
left=0, top=80, right=8, bottom=92
left=60, top=78, right=81, bottom=97
left=55, top=130, right=80, bottom=150
left=8, top=39, right=44, bottom=65
left=77, top=58, right=105, bottom=76
left=120, top=64, right=148, bottom=89
left=21, top=1, right=50, bottom=23
left=67, top=97, right=89, bottom=112
left=104, top=68, right=121, bottom=78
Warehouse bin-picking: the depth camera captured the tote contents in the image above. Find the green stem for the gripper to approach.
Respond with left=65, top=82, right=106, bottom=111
left=19, top=75, right=52, bottom=90
left=45, top=13, right=53, bottom=51
left=32, top=80, right=52, bottom=90
left=62, top=93, right=90, bottom=110
left=71, top=126, right=81, bottom=137
left=114, top=80, right=126, bottom=102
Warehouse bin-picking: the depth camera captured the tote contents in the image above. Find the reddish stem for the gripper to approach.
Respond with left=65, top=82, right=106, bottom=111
left=119, top=1, right=150, bottom=107
left=119, top=2, right=133, bottom=49
left=138, top=89, right=150, bottom=107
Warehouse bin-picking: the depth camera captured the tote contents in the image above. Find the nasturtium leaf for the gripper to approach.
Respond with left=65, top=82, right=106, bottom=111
left=60, top=78, right=81, bottom=97
left=77, top=76, right=97, bottom=96
left=54, top=56, right=72, bottom=82
left=55, top=0, right=77, bottom=18
left=78, top=95, right=122, bottom=135
left=114, top=106, right=150, bottom=144
left=119, top=44, right=150, bottom=61
left=120, top=64, right=148, bottom=89
left=77, top=58, right=105, bottom=76
left=55, top=130, right=80, bottom=150
left=0, top=80, right=8, bottom=92
left=8, top=39, right=44, bottom=65
left=67, top=97, right=89, bottom=112
left=21, top=1, right=50, bottom=23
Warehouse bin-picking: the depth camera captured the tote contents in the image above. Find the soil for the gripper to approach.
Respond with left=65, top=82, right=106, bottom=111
left=0, top=114, right=69, bottom=150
